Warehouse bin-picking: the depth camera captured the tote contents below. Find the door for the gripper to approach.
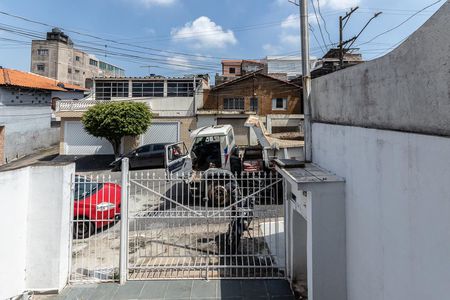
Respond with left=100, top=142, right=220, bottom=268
left=217, top=118, right=249, bottom=146
left=165, top=141, right=191, bottom=175
left=64, top=121, right=114, bottom=155
left=150, top=143, right=166, bottom=167
left=141, top=122, right=179, bottom=145
left=131, top=145, right=151, bottom=169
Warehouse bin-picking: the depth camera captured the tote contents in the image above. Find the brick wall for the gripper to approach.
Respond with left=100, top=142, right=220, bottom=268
left=205, top=75, right=302, bottom=115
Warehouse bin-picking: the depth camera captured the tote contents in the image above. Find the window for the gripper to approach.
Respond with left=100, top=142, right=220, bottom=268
left=223, top=97, right=244, bottom=110
left=167, top=81, right=195, bottom=97
left=153, top=144, right=165, bottom=151
left=95, top=81, right=129, bottom=100
left=132, top=81, right=164, bottom=97
left=75, top=69, right=80, bottom=73
left=75, top=56, right=81, bottom=62
left=272, top=98, right=287, bottom=110
left=36, top=64, right=45, bottom=71
left=89, top=59, right=98, bottom=66
left=250, top=97, right=258, bottom=112
left=68, top=68, right=72, bottom=74
left=229, top=67, right=236, bottom=74
left=136, top=145, right=151, bottom=154
left=37, top=49, right=48, bottom=56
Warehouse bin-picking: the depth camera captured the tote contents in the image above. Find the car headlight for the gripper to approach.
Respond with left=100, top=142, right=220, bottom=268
left=96, top=202, right=116, bottom=212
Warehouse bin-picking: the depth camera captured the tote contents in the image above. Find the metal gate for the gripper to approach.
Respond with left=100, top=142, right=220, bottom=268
left=68, top=168, right=287, bottom=283
left=127, top=171, right=286, bottom=280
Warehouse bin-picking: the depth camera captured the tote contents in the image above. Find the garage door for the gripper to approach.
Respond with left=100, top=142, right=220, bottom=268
left=64, top=121, right=114, bottom=155
left=141, top=122, right=179, bottom=145
left=217, top=118, right=249, bottom=146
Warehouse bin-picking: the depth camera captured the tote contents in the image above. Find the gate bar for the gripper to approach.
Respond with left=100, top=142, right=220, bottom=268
left=119, top=158, right=129, bottom=284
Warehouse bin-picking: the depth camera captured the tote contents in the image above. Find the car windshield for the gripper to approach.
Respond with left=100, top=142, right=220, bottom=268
left=74, top=176, right=103, bottom=201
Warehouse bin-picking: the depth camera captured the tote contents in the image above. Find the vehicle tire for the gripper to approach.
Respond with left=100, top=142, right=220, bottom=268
left=73, top=218, right=95, bottom=239
left=207, top=181, right=238, bottom=207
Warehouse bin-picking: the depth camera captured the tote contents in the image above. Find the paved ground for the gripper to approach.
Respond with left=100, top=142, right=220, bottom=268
left=0, top=145, right=58, bottom=171
left=35, top=280, right=295, bottom=300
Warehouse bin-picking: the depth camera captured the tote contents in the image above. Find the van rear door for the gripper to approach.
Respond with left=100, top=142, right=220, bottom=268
left=165, top=142, right=191, bottom=175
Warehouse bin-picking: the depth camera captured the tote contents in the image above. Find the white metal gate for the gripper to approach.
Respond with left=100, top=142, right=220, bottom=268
left=127, top=171, right=286, bottom=280
left=68, top=167, right=287, bottom=282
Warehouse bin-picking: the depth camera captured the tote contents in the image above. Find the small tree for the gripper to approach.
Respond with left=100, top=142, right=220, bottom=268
left=82, top=101, right=152, bottom=157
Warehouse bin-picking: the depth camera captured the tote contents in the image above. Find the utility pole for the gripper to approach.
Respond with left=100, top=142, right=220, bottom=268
left=290, top=0, right=312, bottom=162
left=338, top=7, right=359, bottom=68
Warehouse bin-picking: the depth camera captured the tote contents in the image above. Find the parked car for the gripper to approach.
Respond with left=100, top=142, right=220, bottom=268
left=110, top=143, right=169, bottom=171
left=73, top=175, right=121, bottom=239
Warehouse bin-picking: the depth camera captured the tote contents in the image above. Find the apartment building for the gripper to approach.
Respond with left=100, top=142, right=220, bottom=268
left=31, top=28, right=125, bottom=88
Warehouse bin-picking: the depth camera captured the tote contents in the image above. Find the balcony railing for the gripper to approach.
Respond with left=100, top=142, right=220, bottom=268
left=55, top=100, right=195, bottom=117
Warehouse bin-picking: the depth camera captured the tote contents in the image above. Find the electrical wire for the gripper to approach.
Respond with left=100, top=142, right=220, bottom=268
left=316, top=0, right=333, bottom=45
left=309, top=0, right=328, bottom=52
left=355, top=0, right=444, bottom=47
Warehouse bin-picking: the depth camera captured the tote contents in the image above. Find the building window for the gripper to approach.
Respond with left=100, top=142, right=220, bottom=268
left=89, top=59, right=98, bottom=66
left=37, top=49, right=48, bottom=56
left=75, top=69, right=80, bottom=73
left=36, top=64, right=45, bottom=71
left=272, top=98, right=287, bottom=110
left=68, top=68, right=72, bottom=74
left=167, top=81, right=195, bottom=97
left=132, top=81, right=164, bottom=97
left=75, top=56, right=81, bottom=62
left=250, top=97, right=258, bottom=112
left=229, top=67, right=236, bottom=74
left=224, top=97, right=244, bottom=110
left=95, top=81, right=129, bottom=100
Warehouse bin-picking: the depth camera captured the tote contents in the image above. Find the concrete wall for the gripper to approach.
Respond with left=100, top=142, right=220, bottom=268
left=0, top=167, right=29, bottom=299
left=0, top=101, right=59, bottom=164
left=312, top=124, right=450, bottom=300
left=310, top=3, right=450, bottom=300
left=0, top=163, right=74, bottom=299
left=311, top=3, right=450, bottom=137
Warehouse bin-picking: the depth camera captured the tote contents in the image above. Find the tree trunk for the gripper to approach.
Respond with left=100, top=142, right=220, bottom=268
left=109, top=138, right=122, bottom=158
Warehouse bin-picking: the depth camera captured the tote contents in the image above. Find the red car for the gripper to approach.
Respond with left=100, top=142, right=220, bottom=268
left=73, top=175, right=121, bottom=239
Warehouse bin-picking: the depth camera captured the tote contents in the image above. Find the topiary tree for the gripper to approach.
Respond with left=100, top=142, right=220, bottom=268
left=82, top=101, right=152, bottom=158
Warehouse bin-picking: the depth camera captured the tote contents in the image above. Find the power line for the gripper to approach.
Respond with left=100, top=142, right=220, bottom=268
left=309, top=0, right=328, bottom=52
left=356, top=0, right=444, bottom=47
left=316, top=0, right=333, bottom=45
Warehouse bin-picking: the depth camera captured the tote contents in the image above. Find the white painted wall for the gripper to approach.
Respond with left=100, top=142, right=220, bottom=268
left=0, top=105, right=59, bottom=163
left=312, top=123, right=450, bottom=300
left=0, top=167, right=29, bottom=299
left=0, top=163, right=74, bottom=299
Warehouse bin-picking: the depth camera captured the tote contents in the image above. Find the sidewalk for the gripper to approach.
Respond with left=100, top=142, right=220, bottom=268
left=0, top=146, right=59, bottom=172
left=33, top=279, right=295, bottom=300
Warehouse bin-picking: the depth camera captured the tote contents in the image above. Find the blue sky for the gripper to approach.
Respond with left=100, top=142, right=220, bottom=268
left=0, top=0, right=444, bottom=77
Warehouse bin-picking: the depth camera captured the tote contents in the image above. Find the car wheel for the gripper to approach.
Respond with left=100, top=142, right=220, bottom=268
left=73, top=218, right=95, bottom=239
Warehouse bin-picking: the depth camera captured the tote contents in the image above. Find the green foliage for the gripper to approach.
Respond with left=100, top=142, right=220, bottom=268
left=82, top=101, right=152, bottom=156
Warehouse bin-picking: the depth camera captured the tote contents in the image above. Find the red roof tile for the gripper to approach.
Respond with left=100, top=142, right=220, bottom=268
left=0, top=68, right=88, bottom=92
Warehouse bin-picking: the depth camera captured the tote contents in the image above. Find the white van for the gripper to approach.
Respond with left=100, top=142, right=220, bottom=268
left=166, top=125, right=236, bottom=174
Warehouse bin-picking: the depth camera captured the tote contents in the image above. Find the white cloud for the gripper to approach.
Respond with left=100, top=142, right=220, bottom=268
left=282, top=14, right=317, bottom=30
left=171, top=16, right=237, bottom=49
left=134, top=0, right=176, bottom=7
left=280, top=33, right=300, bottom=45
left=263, top=43, right=282, bottom=54
left=166, top=55, right=191, bottom=71
left=320, top=0, right=359, bottom=10
left=281, top=14, right=298, bottom=29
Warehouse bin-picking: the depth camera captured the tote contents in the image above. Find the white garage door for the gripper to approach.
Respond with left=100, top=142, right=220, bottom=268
left=141, top=122, right=179, bottom=145
left=64, top=121, right=114, bottom=155
left=217, top=118, right=249, bottom=146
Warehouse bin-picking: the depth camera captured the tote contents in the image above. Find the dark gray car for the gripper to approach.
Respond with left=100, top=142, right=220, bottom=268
left=110, top=143, right=169, bottom=171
